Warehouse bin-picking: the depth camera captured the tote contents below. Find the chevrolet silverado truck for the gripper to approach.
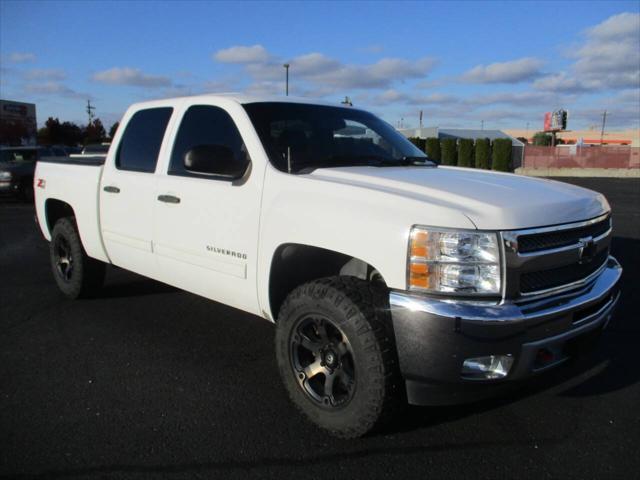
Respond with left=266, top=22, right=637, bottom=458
left=34, top=95, right=622, bottom=438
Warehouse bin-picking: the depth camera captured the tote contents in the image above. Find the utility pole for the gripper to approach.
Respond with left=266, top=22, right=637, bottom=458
left=481, top=120, right=484, bottom=131
left=600, top=110, right=607, bottom=145
left=283, top=64, right=290, bottom=96
left=86, top=100, right=95, bottom=125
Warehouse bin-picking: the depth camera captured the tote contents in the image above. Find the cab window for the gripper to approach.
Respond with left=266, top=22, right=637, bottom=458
left=116, top=107, right=173, bottom=172
left=169, top=105, right=249, bottom=177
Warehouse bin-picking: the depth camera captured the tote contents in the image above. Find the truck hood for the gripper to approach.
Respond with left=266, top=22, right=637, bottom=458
left=308, top=165, right=609, bottom=230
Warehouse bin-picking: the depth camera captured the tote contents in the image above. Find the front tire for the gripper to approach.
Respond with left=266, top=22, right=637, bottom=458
left=275, top=276, right=402, bottom=438
left=50, top=217, right=105, bottom=299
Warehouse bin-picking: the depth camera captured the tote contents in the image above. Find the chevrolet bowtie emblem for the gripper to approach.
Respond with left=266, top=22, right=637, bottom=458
left=578, top=236, right=596, bottom=264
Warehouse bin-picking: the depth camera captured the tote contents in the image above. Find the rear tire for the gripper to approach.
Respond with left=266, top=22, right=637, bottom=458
left=50, top=217, right=105, bottom=299
left=275, top=276, right=403, bottom=438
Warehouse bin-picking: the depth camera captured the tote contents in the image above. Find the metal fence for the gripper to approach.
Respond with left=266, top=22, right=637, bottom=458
left=522, top=146, right=640, bottom=169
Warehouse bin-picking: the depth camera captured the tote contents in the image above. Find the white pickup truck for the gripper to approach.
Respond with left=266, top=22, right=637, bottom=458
left=34, top=95, right=622, bottom=438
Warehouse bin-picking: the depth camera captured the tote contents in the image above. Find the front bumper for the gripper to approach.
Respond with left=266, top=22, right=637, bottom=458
left=389, top=256, right=622, bottom=405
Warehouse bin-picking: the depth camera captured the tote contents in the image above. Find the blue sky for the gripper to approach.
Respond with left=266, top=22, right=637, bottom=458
left=1, top=0, right=638, bottom=132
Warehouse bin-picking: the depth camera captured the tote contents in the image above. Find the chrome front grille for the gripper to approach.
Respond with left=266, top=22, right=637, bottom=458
left=502, top=213, right=612, bottom=299
left=518, top=217, right=611, bottom=254
left=519, top=249, right=608, bottom=294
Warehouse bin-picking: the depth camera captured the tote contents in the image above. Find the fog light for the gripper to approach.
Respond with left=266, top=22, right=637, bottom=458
left=462, top=354, right=514, bottom=380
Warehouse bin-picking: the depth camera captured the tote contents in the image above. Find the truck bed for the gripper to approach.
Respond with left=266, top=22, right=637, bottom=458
left=34, top=159, right=110, bottom=263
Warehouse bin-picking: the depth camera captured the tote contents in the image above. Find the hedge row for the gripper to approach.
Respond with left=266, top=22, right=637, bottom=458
left=491, top=138, right=512, bottom=172
left=440, top=138, right=457, bottom=165
left=458, top=138, right=474, bottom=167
left=409, top=136, right=512, bottom=172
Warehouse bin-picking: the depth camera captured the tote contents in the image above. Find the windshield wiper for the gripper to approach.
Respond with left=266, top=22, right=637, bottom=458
left=295, top=154, right=436, bottom=173
left=398, top=156, right=436, bottom=166
left=321, top=154, right=389, bottom=168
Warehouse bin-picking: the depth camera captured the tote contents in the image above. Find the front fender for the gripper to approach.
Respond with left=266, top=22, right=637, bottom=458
left=256, top=167, right=475, bottom=319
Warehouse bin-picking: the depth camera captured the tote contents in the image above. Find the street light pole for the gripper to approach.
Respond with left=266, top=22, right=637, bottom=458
left=283, top=63, right=290, bottom=96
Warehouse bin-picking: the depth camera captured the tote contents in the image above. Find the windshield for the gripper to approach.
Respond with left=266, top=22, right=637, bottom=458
left=243, top=102, right=429, bottom=173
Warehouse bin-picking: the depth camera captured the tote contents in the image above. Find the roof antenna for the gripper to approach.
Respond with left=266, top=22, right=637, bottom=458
left=287, top=146, right=292, bottom=174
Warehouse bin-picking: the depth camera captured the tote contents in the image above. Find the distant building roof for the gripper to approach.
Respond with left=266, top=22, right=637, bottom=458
left=398, top=126, right=524, bottom=146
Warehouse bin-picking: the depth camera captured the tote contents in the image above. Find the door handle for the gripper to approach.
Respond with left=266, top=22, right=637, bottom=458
left=103, top=186, right=120, bottom=193
left=157, top=194, right=181, bottom=204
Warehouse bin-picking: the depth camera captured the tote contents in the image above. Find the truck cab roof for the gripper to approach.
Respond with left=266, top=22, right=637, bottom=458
left=127, top=93, right=359, bottom=111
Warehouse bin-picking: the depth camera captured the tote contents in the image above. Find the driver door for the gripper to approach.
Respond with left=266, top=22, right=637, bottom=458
left=153, top=103, right=263, bottom=315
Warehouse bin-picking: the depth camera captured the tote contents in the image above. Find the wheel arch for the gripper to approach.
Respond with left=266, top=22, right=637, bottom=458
left=44, top=198, right=76, bottom=236
left=267, top=243, right=388, bottom=321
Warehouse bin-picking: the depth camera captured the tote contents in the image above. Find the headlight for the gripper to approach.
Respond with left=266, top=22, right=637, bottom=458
left=408, top=227, right=501, bottom=295
left=0, top=171, right=11, bottom=180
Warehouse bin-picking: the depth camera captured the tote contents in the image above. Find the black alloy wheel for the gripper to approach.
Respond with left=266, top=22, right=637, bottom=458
left=49, top=217, right=105, bottom=299
left=53, top=235, right=74, bottom=282
left=290, top=314, right=356, bottom=409
left=275, top=276, right=403, bottom=438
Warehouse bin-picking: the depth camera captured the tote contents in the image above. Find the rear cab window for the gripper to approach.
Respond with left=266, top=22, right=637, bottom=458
left=116, top=107, right=173, bottom=173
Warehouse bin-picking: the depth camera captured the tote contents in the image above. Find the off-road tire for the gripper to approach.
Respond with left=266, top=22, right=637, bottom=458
left=50, top=217, right=105, bottom=299
left=275, top=276, right=403, bottom=438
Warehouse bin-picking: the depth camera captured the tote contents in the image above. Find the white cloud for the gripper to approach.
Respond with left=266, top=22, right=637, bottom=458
left=587, top=11, right=640, bottom=40
left=91, top=67, right=172, bottom=87
left=8, top=52, right=36, bottom=63
left=290, top=53, right=342, bottom=76
left=24, top=81, right=86, bottom=99
left=214, top=45, right=270, bottom=64
left=614, top=89, right=640, bottom=105
left=468, top=91, right=564, bottom=107
left=359, top=44, right=385, bottom=54
left=533, top=73, right=589, bottom=93
left=202, top=79, right=236, bottom=92
left=537, top=12, right=640, bottom=92
left=243, top=81, right=283, bottom=97
left=371, top=90, right=459, bottom=106
left=570, top=106, right=640, bottom=129
left=25, top=69, right=66, bottom=81
left=212, top=45, right=437, bottom=93
left=461, top=57, right=544, bottom=84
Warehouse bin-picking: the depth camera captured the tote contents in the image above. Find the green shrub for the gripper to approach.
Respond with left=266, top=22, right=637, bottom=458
left=407, top=137, right=426, bottom=152
left=441, top=138, right=457, bottom=166
left=532, top=132, right=553, bottom=146
left=425, top=137, right=441, bottom=162
left=458, top=138, right=474, bottom=167
left=492, top=138, right=512, bottom=172
left=475, top=138, right=491, bottom=169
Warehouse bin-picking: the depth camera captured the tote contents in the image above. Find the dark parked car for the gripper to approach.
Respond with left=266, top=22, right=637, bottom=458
left=81, top=143, right=110, bottom=155
left=0, top=146, right=66, bottom=201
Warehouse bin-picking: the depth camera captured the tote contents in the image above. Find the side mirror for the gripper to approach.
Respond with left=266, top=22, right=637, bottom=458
left=184, top=144, right=247, bottom=179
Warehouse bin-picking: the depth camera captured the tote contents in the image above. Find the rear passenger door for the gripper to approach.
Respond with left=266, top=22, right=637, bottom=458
left=99, top=106, right=173, bottom=278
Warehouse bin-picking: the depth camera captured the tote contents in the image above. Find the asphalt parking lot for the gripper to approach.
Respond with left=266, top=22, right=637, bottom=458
left=1, top=177, right=638, bottom=479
